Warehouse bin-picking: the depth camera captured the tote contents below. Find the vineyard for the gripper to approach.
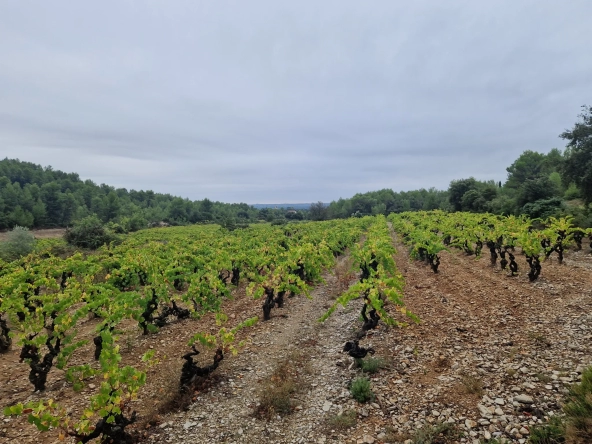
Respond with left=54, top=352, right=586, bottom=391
left=1, top=213, right=591, bottom=444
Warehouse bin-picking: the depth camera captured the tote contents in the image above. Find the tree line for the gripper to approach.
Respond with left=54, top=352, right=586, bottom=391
left=1, top=106, right=591, bottom=230
left=0, top=159, right=298, bottom=231
left=324, top=106, right=592, bottom=226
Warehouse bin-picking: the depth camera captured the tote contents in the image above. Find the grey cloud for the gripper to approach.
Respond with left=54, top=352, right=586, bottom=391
left=1, top=0, right=590, bottom=203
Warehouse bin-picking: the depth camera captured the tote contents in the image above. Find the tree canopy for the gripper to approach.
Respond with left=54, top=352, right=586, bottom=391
left=561, top=105, right=592, bottom=204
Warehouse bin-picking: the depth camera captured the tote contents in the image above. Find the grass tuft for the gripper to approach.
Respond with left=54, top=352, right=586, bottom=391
left=529, top=366, right=592, bottom=444
left=529, top=416, right=566, bottom=444
left=411, top=422, right=459, bottom=444
left=326, top=409, right=357, bottom=430
left=254, top=352, right=310, bottom=419
left=460, top=374, right=484, bottom=396
left=349, top=377, right=374, bottom=403
left=355, top=357, right=386, bottom=374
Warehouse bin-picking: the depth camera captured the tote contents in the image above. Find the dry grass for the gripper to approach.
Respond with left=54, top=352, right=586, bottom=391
left=536, top=373, right=552, bottom=383
left=152, top=364, right=192, bottom=414
left=433, top=355, right=451, bottom=372
left=329, top=255, right=355, bottom=299
left=254, top=351, right=311, bottom=419
left=326, top=409, right=357, bottom=430
left=411, top=422, right=460, bottom=444
left=528, top=331, right=552, bottom=347
left=460, top=374, right=484, bottom=396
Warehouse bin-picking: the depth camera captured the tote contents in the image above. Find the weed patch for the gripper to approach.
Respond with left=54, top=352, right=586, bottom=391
left=326, top=409, right=357, bottom=430
left=460, top=374, right=484, bottom=396
left=254, top=352, right=311, bottom=419
left=411, top=422, right=459, bottom=444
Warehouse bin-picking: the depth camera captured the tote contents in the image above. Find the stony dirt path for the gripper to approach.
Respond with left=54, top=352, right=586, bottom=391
left=149, top=254, right=370, bottom=444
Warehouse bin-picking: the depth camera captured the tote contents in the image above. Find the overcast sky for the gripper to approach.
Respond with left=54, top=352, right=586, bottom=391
left=0, top=1, right=590, bottom=204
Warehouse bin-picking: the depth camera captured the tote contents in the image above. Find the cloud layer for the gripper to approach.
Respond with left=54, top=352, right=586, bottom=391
left=1, top=1, right=590, bottom=203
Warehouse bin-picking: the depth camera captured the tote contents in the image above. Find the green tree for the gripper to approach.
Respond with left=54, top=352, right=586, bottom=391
left=448, top=178, right=478, bottom=211
left=561, top=105, right=592, bottom=204
left=517, top=176, right=559, bottom=207
left=102, top=191, right=121, bottom=222
left=461, top=189, right=486, bottom=212
left=309, top=201, right=328, bottom=221
left=168, top=197, right=188, bottom=222
left=8, top=205, right=34, bottom=227
left=505, top=151, right=547, bottom=189
left=41, top=182, right=63, bottom=226
left=60, top=192, right=78, bottom=226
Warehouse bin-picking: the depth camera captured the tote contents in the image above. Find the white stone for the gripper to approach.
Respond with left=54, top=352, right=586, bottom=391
left=465, top=419, right=477, bottom=429
left=514, top=394, right=534, bottom=404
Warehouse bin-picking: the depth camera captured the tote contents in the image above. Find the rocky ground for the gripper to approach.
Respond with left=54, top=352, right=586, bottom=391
left=1, top=233, right=591, bottom=444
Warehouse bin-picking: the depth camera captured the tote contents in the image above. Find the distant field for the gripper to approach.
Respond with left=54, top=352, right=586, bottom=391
left=0, top=228, right=66, bottom=241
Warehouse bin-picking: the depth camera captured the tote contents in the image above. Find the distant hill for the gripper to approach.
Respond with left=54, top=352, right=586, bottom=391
left=252, top=203, right=312, bottom=210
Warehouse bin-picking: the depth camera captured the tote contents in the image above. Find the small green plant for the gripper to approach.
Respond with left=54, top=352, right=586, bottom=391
left=536, top=373, right=552, bottom=383
left=563, top=366, right=592, bottom=442
left=326, top=409, right=357, bottom=430
left=350, top=377, right=374, bottom=403
left=529, top=366, right=592, bottom=444
left=529, top=416, right=566, bottom=444
left=0, top=226, right=35, bottom=261
left=355, top=357, right=385, bottom=374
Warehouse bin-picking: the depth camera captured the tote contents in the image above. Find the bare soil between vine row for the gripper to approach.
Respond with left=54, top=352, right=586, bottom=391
left=1, top=234, right=591, bottom=444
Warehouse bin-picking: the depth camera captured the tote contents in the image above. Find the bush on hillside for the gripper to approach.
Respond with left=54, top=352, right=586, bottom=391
left=521, top=197, right=563, bottom=219
left=123, top=214, right=147, bottom=232
left=0, top=226, right=36, bottom=261
left=64, top=215, right=117, bottom=250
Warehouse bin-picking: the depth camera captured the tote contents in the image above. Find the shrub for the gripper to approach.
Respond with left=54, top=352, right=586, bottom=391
left=355, top=357, right=385, bottom=374
left=64, top=215, right=116, bottom=249
left=529, top=365, right=592, bottom=444
left=564, top=183, right=582, bottom=200
left=564, top=366, right=592, bottom=442
left=349, top=377, right=374, bottom=403
left=529, top=416, right=565, bottom=444
left=126, top=214, right=147, bottom=232
left=0, top=226, right=36, bottom=261
left=105, top=221, right=126, bottom=234
left=521, top=197, right=563, bottom=219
